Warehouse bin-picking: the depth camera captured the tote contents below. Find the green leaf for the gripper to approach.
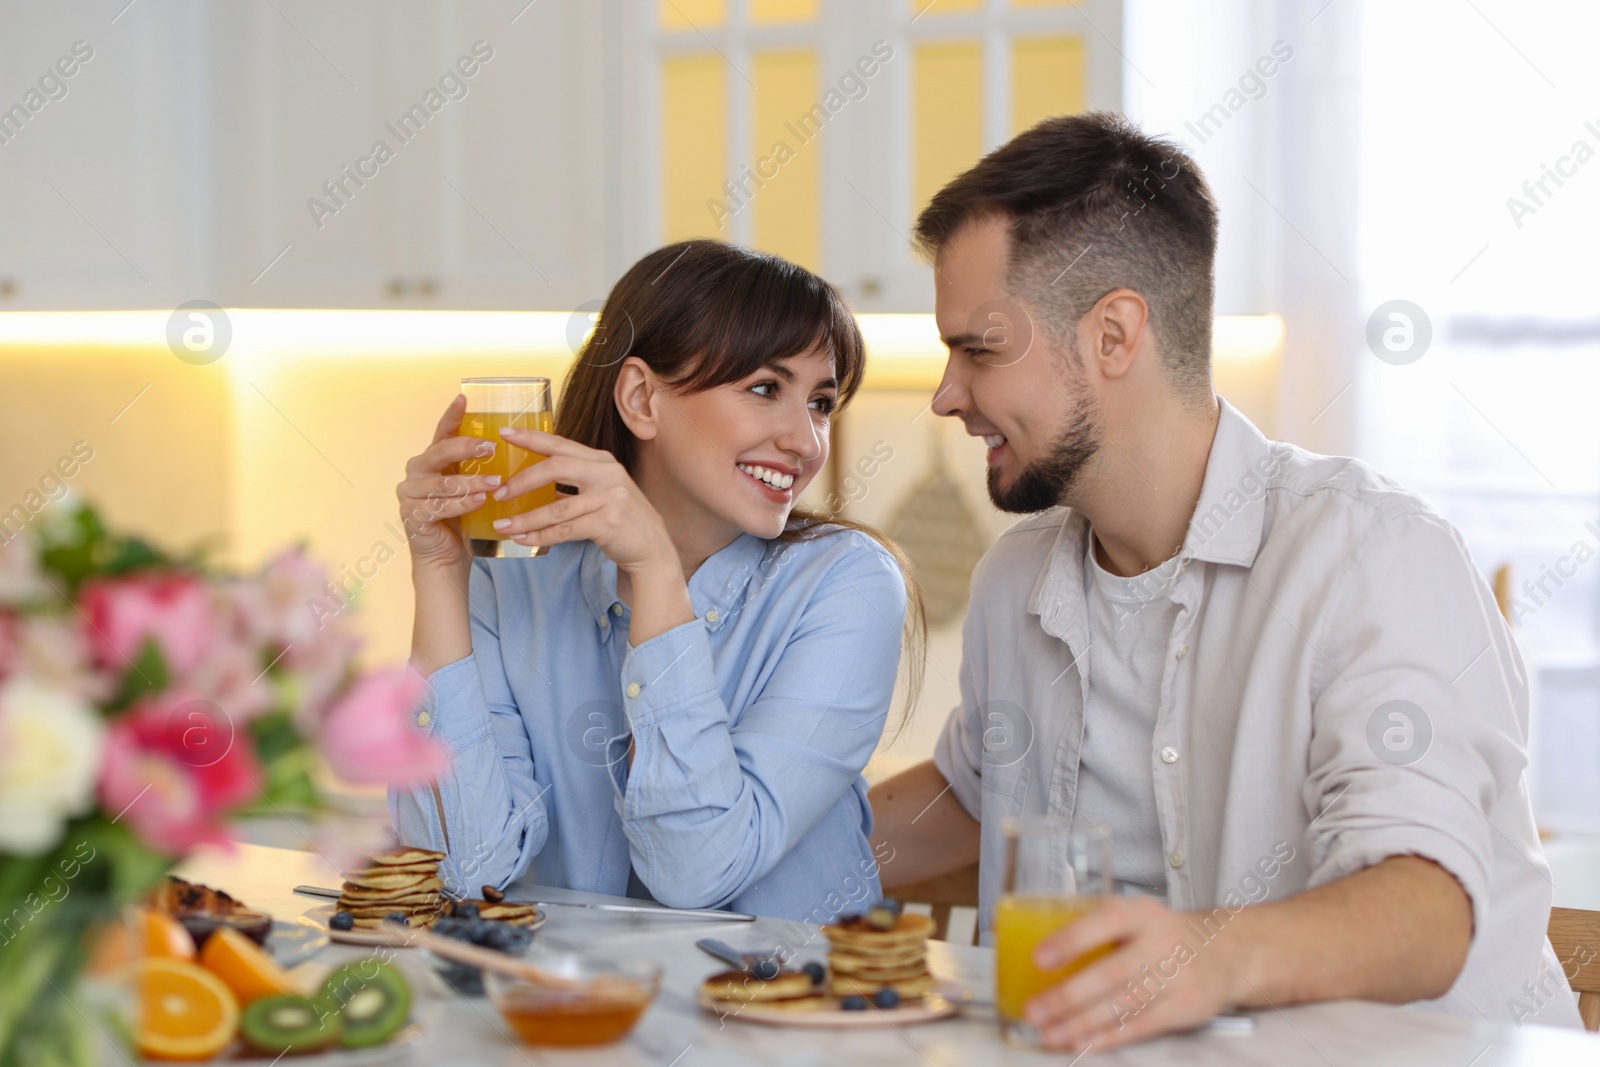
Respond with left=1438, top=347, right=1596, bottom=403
left=106, top=638, right=168, bottom=715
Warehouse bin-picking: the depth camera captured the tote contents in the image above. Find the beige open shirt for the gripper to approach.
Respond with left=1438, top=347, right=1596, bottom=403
left=934, top=400, right=1582, bottom=1028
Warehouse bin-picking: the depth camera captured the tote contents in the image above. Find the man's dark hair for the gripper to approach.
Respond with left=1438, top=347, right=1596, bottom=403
left=913, top=111, right=1219, bottom=400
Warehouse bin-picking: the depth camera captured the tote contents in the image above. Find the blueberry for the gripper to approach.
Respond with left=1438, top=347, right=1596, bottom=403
left=840, top=995, right=868, bottom=1011
left=482, top=924, right=515, bottom=953
left=801, top=961, right=826, bottom=986
left=328, top=911, right=354, bottom=931
left=750, top=958, right=780, bottom=981
left=384, top=912, right=409, bottom=926
left=454, top=903, right=480, bottom=921
left=836, top=913, right=862, bottom=926
left=873, top=988, right=901, bottom=1010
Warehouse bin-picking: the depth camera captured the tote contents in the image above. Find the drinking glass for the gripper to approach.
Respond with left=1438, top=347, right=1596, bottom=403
left=457, top=377, right=557, bottom=558
left=994, top=817, right=1114, bottom=1048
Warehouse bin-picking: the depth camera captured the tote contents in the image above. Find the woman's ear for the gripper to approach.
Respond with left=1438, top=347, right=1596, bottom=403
left=614, top=356, right=660, bottom=441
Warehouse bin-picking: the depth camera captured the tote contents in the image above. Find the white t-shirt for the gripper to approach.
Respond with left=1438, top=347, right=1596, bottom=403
left=1075, top=535, right=1179, bottom=898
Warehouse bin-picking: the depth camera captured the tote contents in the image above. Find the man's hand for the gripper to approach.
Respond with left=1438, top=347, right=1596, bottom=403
left=1024, top=895, right=1246, bottom=1053
left=1023, top=855, right=1473, bottom=1054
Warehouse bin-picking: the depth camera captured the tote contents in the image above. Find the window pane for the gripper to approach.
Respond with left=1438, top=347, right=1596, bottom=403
left=662, top=55, right=727, bottom=242
left=751, top=50, right=820, bottom=270
left=913, top=41, right=983, bottom=216
left=909, top=0, right=982, bottom=15
left=751, top=0, right=818, bottom=23
left=659, top=0, right=726, bottom=31
left=1012, top=35, right=1086, bottom=134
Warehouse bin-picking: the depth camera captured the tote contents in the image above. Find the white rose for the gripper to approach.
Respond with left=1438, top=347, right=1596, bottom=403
left=0, top=677, right=105, bottom=855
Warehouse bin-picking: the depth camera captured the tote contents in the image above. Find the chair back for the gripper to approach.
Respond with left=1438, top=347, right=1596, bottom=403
left=894, top=864, right=981, bottom=944
left=1548, top=906, right=1600, bottom=1030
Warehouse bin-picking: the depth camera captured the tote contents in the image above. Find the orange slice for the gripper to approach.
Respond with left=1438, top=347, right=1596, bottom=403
left=198, top=925, right=298, bottom=1004
left=134, top=957, right=240, bottom=1061
left=140, top=909, right=197, bottom=961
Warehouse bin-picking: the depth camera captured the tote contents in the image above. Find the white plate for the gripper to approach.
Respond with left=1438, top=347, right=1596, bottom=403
left=698, top=979, right=972, bottom=1029
left=297, top=903, right=546, bottom=947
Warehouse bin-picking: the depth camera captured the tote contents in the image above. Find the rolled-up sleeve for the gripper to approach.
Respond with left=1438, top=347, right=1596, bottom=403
left=614, top=543, right=906, bottom=910
left=388, top=561, right=550, bottom=894
left=1301, top=507, right=1529, bottom=937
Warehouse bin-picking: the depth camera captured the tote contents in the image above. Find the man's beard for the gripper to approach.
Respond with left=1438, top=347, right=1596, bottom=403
left=987, top=382, right=1101, bottom=514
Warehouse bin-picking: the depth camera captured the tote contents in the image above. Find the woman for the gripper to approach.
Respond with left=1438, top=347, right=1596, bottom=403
left=390, top=240, right=924, bottom=921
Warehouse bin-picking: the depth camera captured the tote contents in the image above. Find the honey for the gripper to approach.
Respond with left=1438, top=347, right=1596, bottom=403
left=495, top=987, right=651, bottom=1047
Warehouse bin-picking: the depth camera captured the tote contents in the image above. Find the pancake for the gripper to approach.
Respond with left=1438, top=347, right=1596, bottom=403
left=342, top=870, right=443, bottom=891
left=827, top=956, right=930, bottom=980
left=350, top=913, right=434, bottom=929
left=822, top=913, right=934, bottom=952
left=699, top=969, right=817, bottom=1003
left=825, top=953, right=928, bottom=979
left=343, top=862, right=439, bottom=878
left=828, top=970, right=938, bottom=999
left=369, top=846, right=446, bottom=866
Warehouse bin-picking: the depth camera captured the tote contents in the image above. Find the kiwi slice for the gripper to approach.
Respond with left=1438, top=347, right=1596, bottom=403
left=320, top=960, right=412, bottom=1048
left=239, top=994, right=342, bottom=1054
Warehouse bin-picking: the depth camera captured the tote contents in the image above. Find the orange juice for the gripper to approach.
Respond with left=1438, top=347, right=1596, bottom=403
left=458, top=408, right=558, bottom=540
left=995, top=894, right=1114, bottom=1021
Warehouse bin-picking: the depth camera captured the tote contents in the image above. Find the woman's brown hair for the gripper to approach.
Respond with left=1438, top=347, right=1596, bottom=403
left=556, top=239, right=926, bottom=724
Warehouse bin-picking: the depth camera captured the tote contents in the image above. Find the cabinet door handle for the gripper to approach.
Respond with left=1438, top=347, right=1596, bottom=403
left=386, top=277, right=409, bottom=299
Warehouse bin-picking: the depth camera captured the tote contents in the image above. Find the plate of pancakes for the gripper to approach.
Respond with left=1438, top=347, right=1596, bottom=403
left=297, top=846, right=545, bottom=944
left=698, top=911, right=971, bottom=1027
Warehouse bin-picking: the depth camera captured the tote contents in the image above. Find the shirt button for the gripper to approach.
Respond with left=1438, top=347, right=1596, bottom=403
left=1160, top=746, right=1179, bottom=764
left=1176, top=644, right=1189, bottom=660
left=1169, top=850, right=1185, bottom=869
left=599, top=615, right=609, bottom=628
left=705, top=609, right=719, bottom=623
left=626, top=682, right=641, bottom=698
left=611, top=603, right=625, bottom=616
left=416, top=710, right=431, bottom=728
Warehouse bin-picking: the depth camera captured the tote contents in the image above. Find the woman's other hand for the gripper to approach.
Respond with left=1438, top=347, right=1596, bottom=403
left=397, top=394, right=503, bottom=574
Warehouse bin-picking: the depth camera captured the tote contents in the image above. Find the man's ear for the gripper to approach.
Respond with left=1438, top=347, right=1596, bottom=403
left=614, top=356, right=661, bottom=441
left=1087, top=288, right=1150, bottom=382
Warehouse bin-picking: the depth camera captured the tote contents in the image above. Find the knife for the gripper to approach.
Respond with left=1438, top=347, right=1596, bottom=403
left=293, top=884, right=755, bottom=922
left=696, top=938, right=781, bottom=978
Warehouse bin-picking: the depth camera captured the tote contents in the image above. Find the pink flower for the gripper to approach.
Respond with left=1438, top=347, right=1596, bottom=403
left=81, top=573, right=215, bottom=677
left=185, top=631, right=277, bottom=724
left=319, top=666, right=448, bottom=788
left=98, top=693, right=263, bottom=855
left=0, top=536, right=49, bottom=607
left=233, top=550, right=341, bottom=650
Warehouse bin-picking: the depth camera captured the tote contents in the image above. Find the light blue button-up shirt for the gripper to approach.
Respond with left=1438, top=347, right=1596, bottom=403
left=389, top=526, right=906, bottom=922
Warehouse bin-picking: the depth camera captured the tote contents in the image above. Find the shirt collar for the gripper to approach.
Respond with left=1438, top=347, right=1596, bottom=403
left=1178, top=397, right=1272, bottom=568
left=1026, top=398, right=1273, bottom=621
left=579, top=533, right=771, bottom=637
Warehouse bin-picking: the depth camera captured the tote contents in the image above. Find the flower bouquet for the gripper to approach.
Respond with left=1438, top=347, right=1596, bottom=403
left=0, top=504, right=447, bottom=1067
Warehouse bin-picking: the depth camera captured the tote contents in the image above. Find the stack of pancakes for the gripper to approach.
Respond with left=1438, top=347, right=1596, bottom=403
left=822, top=912, right=937, bottom=999
left=700, top=969, right=826, bottom=1013
left=335, top=846, right=447, bottom=929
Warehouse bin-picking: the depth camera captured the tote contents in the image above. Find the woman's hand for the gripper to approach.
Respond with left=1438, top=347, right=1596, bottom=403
left=396, top=394, right=504, bottom=573
left=488, top=426, right=677, bottom=576
left=489, top=427, right=693, bottom=645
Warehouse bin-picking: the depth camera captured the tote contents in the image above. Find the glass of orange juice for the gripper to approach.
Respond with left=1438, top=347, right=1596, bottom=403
left=994, top=817, right=1114, bottom=1048
left=456, top=377, right=558, bottom=557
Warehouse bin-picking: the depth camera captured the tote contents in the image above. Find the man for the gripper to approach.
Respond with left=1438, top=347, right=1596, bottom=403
left=869, top=112, right=1580, bottom=1051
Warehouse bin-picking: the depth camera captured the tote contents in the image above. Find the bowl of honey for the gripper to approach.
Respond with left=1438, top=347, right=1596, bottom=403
left=485, top=950, right=661, bottom=1047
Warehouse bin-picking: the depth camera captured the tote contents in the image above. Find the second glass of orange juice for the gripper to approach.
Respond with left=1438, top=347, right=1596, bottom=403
left=994, top=818, right=1114, bottom=1047
left=457, top=377, right=558, bottom=557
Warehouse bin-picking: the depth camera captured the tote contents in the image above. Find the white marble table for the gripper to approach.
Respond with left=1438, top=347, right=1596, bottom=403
left=165, top=842, right=1599, bottom=1066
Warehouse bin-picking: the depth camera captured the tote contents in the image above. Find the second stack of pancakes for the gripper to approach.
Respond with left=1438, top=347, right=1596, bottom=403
left=335, top=846, right=447, bottom=928
left=822, top=912, right=937, bottom=999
